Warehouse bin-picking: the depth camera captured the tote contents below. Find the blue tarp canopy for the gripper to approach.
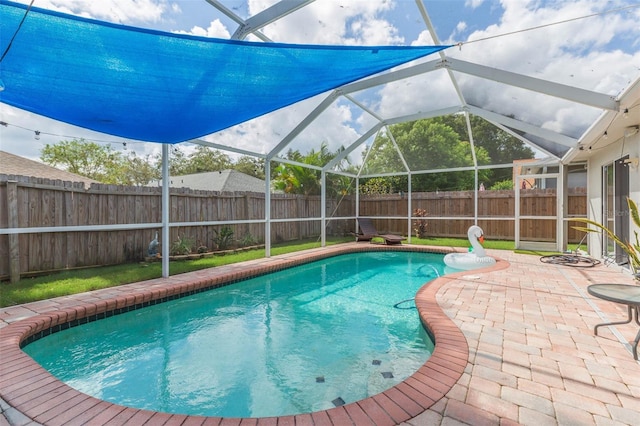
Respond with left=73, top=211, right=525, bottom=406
left=0, top=1, right=449, bottom=143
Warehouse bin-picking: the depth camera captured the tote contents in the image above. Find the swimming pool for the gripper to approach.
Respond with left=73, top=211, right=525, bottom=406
left=24, top=251, right=446, bottom=418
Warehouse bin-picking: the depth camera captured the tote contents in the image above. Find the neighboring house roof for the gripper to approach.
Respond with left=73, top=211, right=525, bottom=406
left=0, top=150, right=99, bottom=188
left=154, top=170, right=267, bottom=193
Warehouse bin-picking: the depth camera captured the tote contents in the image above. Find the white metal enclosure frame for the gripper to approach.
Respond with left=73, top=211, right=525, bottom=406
left=186, top=0, right=629, bottom=268
left=1, top=0, right=638, bottom=279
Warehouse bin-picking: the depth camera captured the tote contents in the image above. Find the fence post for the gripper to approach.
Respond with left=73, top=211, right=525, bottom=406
left=65, top=188, right=75, bottom=269
left=297, top=196, right=303, bottom=239
left=7, top=180, right=20, bottom=283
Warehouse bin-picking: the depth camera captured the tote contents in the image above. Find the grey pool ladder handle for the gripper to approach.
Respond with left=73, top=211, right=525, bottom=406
left=594, top=305, right=640, bottom=360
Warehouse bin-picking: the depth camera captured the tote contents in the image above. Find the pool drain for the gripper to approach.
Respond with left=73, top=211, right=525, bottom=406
left=332, top=397, right=345, bottom=407
left=316, top=376, right=325, bottom=383
left=381, top=372, right=394, bottom=378
left=372, top=359, right=381, bottom=365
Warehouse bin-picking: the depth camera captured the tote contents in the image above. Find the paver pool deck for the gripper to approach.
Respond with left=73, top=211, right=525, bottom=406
left=1, top=243, right=639, bottom=425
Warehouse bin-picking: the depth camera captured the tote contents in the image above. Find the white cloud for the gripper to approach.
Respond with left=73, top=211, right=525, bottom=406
left=414, top=0, right=640, bottom=141
left=412, top=29, right=437, bottom=46
left=465, top=0, right=485, bottom=9
left=252, top=0, right=403, bottom=45
left=347, top=17, right=404, bottom=45
left=200, top=95, right=327, bottom=157
left=368, top=70, right=460, bottom=121
left=285, top=101, right=363, bottom=157
left=175, top=19, right=230, bottom=38
left=199, top=94, right=362, bottom=163
left=16, top=0, right=171, bottom=24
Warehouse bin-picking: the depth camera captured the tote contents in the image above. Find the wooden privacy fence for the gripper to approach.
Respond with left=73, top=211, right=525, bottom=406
left=0, top=176, right=341, bottom=281
left=0, top=175, right=586, bottom=280
left=359, top=188, right=587, bottom=242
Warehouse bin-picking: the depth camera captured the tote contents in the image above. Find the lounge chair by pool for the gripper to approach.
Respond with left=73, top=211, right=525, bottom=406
left=355, top=218, right=405, bottom=245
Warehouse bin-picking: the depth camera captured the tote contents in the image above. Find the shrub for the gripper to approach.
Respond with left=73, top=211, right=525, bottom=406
left=239, top=232, right=257, bottom=247
left=413, top=208, right=428, bottom=238
left=213, top=226, right=235, bottom=250
left=170, top=235, right=194, bottom=256
left=490, top=179, right=513, bottom=190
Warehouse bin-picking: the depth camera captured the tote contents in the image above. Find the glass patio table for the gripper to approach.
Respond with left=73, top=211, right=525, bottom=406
left=587, top=284, right=640, bottom=360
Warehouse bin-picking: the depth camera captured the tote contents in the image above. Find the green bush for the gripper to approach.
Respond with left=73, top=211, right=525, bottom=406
left=239, top=232, right=257, bottom=247
left=213, top=226, right=235, bottom=250
left=489, top=179, right=513, bottom=190
left=170, top=235, right=194, bottom=255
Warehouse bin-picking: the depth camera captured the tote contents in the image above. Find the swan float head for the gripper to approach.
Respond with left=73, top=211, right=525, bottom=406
left=467, top=225, right=486, bottom=257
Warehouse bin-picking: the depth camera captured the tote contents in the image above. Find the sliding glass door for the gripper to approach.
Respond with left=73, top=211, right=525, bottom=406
left=602, top=156, right=630, bottom=265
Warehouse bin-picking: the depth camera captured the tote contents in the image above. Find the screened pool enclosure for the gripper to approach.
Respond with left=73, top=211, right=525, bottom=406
left=1, top=0, right=638, bottom=278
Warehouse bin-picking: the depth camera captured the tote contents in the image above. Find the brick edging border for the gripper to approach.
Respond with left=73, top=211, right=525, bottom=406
left=0, top=245, right=508, bottom=425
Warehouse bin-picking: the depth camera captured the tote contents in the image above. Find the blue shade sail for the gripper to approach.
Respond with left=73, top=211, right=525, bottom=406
left=0, top=1, right=450, bottom=143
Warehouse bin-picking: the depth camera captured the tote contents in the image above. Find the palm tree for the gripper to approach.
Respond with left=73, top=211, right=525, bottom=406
left=573, top=198, right=640, bottom=279
left=273, top=143, right=351, bottom=196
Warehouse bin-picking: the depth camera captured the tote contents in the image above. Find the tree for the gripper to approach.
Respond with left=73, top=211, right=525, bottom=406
left=432, top=115, right=535, bottom=186
left=119, top=152, right=160, bottom=186
left=272, top=142, right=351, bottom=196
left=41, top=139, right=161, bottom=185
left=489, top=179, right=514, bottom=190
left=158, top=146, right=190, bottom=176
left=234, top=156, right=265, bottom=179
left=363, top=119, right=492, bottom=192
left=40, top=139, right=126, bottom=184
left=359, top=177, right=393, bottom=195
left=273, top=162, right=314, bottom=194
left=157, top=145, right=233, bottom=176
left=360, top=114, right=534, bottom=192
left=331, top=169, right=357, bottom=196
left=186, top=145, right=232, bottom=173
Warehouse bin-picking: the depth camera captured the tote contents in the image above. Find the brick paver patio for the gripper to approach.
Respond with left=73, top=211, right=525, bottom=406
left=1, top=244, right=639, bottom=425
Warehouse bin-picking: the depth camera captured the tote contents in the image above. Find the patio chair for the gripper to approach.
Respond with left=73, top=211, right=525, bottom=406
left=355, top=218, right=405, bottom=245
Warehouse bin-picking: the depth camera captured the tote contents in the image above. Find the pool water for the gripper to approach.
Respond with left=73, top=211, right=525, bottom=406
left=24, top=251, right=445, bottom=418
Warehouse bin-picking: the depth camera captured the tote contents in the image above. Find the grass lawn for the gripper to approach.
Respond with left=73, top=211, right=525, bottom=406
left=0, top=236, right=569, bottom=308
left=0, top=237, right=350, bottom=307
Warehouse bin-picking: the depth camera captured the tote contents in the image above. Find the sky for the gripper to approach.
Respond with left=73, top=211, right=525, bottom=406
left=1, top=0, right=639, bottom=167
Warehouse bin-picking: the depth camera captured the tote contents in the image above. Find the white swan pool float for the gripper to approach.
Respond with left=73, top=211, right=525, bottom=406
left=444, top=225, right=496, bottom=270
